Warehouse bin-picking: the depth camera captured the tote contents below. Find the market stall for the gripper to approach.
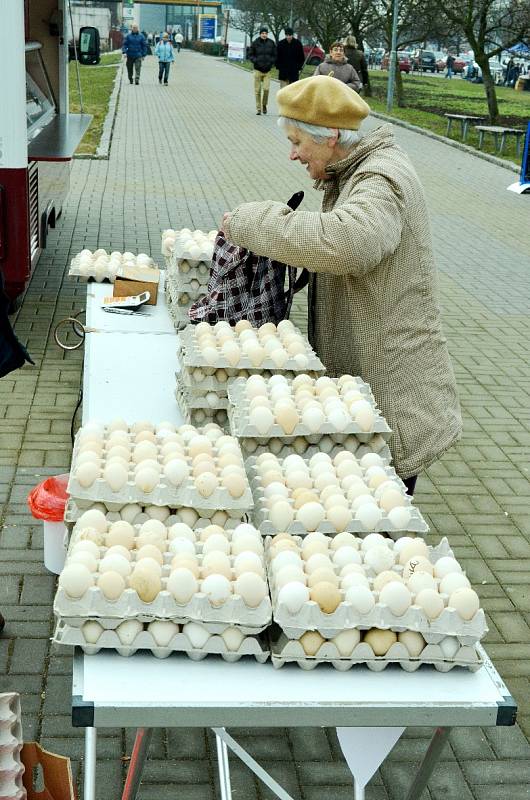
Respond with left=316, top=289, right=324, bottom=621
left=54, top=245, right=516, bottom=800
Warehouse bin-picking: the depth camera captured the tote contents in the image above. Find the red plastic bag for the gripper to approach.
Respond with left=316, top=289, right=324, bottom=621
left=27, top=475, right=69, bottom=522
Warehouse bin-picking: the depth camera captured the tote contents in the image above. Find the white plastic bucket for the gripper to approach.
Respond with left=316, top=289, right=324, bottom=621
left=43, top=520, right=68, bottom=574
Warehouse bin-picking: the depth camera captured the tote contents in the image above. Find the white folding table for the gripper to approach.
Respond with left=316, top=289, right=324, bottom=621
left=71, top=285, right=517, bottom=800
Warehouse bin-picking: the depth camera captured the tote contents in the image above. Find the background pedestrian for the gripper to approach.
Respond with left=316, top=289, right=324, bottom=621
left=249, top=26, right=277, bottom=115
left=276, top=27, right=305, bottom=88
left=122, top=23, right=147, bottom=85
left=344, top=36, right=369, bottom=92
left=314, top=42, right=361, bottom=92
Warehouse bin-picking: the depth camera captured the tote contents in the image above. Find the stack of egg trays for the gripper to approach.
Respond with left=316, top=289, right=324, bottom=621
left=166, top=279, right=202, bottom=330
left=69, top=251, right=157, bottom=282
left=268, top=537, right=487, bottom=642
left=53, top=525, right=272, bottom=659
left=267, top=538, right=486, bottom=672
left=227, top=377, right=392, bottom=457
left=174, top=389, right=228, bottom=429
left=246, top=457, right=428, bottom=537
left=178, top=326, right=326, bottom=373
left=53, top=618, right=269, bottom=662
left=269, top=630, right=484, bottom=672
left=0, top=693, right=25, bottom=800
left=67, top=427, right=253, bottom=513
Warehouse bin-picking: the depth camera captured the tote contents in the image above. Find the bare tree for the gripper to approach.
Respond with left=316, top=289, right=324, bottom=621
left=231, top=0, right=263, bottom=44
left=335, top=0, right=381, bottom=94
left=260, top=0, right=292, bottom=42
left=432, top=0, right=530, bottom=120
left=300, top=0, right=347, bottom=51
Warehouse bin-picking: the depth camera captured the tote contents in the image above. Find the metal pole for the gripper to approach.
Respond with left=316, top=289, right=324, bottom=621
left=121, top=728, right=153, bottom=800
left=404, top=727, right=451, bottom=800
left=84, top=728, right=97, bottom=800
left=215, top=730, right=233, bottom=800
left=386, top=0, right=399, bottom=111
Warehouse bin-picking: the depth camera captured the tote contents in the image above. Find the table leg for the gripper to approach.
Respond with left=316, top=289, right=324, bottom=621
left=499, top=134, right=505, bottom=154
left=404, top=727, right=451, bottom=800
left=84, top=727, right=97, bottom=800
left=354, top=778, right=365, bottom=800
left=461, top=120, right=466, bottom=140
left=121, top=728, right=153, bottom=800
left=478, top=130, right=484, bottom=149
left=215, top=730, right=233, bottom=800
left=446, top=119, right=452, bottom=137
left=212, top=728, right=295, bottom=800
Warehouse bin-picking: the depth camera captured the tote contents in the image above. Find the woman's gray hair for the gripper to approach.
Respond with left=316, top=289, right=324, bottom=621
left=278, top=116, right=362, bottom=148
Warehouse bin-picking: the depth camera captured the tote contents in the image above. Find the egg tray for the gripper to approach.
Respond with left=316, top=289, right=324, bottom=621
left=68, top=431, right=253, bottom=513
left=54, top=582, right=271, bottom=630
left=267, top=538, right=487, bottom=644
left=179, top=367, right=316, bottom=394
left=247, top=460, right=428, bottom=536
left=170, top=243, right=214, bottom=264
left=64, top=499, right=247, bottom=528
left=0, top=692, right=25, bottom=799
left=175, top=377, right=229, bottom=410
left=269, top=632, right=483, bottom=672
left=166, top=283, right=205, bottom=305
left=178, top=328, right=326, bottom=373
left=239, top=438, right=392, bottom=463
left=227, top=379, right=391, bottom=441
left=174, top=393, right=229, bottom=430
left=168, top=261, right=210, bottom=284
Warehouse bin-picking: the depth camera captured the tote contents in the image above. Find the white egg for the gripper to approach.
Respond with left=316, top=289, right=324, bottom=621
left=355, top=504, right=383, bottom=531
left=332, top=546, right=362, bottom=569
left=166, top=567, right=198, bottom=604
left=439, top=636, right=460, bottom=659
left=434, top=557, right=463, bottom=580
left=272, top=550, right=303, bottom=572
left=201, top=574, right=232, bottom=606
left=163, top=459, right=190, bottom=486
left=345, top=584, right=375, bottom=614
left=82, top=620, right=104, bottom=644
left=341, top=572, right=370, bottom=590
left=332, top=629, right=361, bottom=657
left=233, top=551, right=263, bottom=577
left=387, top=506, right=412, bottom=529
left=59, top=564, right=94, bottom=598
left=364, top=545, right=395, bottom=574
left=296, top=502, right=325, bottom=532
left=195, top=472, right=219, bottom=498
left=106, top=521, right=135, bottom=549
left=99, top=554, right=131, bottom=578
left=231, top=535, right=263, bottom=556
left=277, top=581, right=310, bottom=614
left=168, top=523, right=195, bottom=542
left=183, top=621, right=211, bottom=649
left=116, top=619, right=143, bottom=645
left=326, top=505, right=352, bottom=532
left=269, top=500, right=294, bottom=530
left=134, top=467, right=160, bottom=494
left=220, top=627, right=245, bottom=652
left=379, top=582, right=412, bottom=616
left=168, top=537, right=196, bottom=557
left=68, top=550, right=98, bottom=572
left=408, top=572, right=437, bottom=594
left=203, top=533, right=231, bottom=555
left=146, top=620, right=178, bottom=647
left=76, top=462, right=100, bottom=488
left=439, top=572, right=470, bottom=595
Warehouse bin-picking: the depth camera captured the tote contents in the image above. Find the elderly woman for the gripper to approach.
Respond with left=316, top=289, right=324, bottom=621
left=223, top=76, right=462, bottom=491
left=314, top=42, right=361, bottom=92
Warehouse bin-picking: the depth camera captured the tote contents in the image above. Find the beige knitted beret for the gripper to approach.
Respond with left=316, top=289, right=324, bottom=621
left=277, top=75, right=370, bottom=130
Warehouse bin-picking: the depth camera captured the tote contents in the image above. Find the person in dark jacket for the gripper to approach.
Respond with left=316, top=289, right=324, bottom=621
left=344, top=36, right=368, bottom=90
left=122, top=23, right=147, bottom=85
left=276, top=27, right=305, bottom=88
left=249, top=27, right=277, bottom=115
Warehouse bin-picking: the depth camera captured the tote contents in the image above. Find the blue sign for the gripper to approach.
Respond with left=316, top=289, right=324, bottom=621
left=200, top=16, right=216, bottom=41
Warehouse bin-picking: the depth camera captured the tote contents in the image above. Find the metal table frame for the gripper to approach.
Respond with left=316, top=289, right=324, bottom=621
left=72, top=285, right=517, bottom=800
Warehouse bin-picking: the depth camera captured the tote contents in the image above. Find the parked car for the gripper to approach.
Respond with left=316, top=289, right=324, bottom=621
left=381, top=51, right=411, bottom=73
left=411, top=50, right=437, bottom=72
left=303, top=44, right=325, bottom=65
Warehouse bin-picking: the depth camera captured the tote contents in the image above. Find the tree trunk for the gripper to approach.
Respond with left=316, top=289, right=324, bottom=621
left=395, top=66, right=405, bottom=107
left=364, top=73, right=372, bottom=97
left=476, top=57, right=499, bottom=121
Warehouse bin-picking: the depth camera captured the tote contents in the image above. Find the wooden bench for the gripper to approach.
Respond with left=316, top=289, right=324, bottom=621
left=444, top=113, right=485, bottom=141
left=475, top=125, right=526, bottom=156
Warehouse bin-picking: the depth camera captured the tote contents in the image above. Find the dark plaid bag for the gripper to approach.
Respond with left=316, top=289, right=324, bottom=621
left=189, top=192, right=308, bottom=327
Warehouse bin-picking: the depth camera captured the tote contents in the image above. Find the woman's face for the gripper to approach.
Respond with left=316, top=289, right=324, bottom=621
left=330, top=46, right=344, bottom=62
left=285, top=125, right=337, bottom=180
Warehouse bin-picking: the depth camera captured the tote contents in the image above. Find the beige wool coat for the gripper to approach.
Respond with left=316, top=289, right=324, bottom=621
left=223, top=124, right=462, bottom=478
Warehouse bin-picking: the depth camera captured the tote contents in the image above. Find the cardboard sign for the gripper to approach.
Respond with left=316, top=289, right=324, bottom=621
left=114, top=266, right=160, bottom=305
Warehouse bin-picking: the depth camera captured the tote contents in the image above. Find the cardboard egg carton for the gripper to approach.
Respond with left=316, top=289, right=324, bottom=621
left=170, top=242, right=214, bottom=265
left=175, top=377, right=228, bottom=410
left=64, top=499, right=247, bottom=528
left=0, top=692, right=25, bottom=799
left=167, top=261, right=210, bottom=284
left=267, top=537, right=487, bottom=644
left=68, top=427, right=252, bottom=512
left=178, top=327, right=325, bottom=373
left=227, top=378, right=391, bottom=440
left=54, top=583, right=271, bottom=631
left=269, top=631, right=483, bottom=672
left=175, top=392, right=229, bottom=429
left=247, top=458, right=428, bottom=536
left=53, top=619, right=269, bottom=662
left=239, top=437, right=392, bottom=462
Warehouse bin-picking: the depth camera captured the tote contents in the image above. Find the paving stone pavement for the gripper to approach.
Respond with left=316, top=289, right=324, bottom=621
left=1, top=51, right=529, bottom=798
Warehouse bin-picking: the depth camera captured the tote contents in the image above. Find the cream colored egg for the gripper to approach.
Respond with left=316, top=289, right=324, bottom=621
left=168, top=537, right=196, bottom=557
left=116, top=619, right=143, bottom=645
left=234, top=551, right=263, bottom=577
left=99, top=554, right=131, bottom=578
left=136, top=544, right=164, bottom=564
left=201, top=574, right=232, bottom=606
left=102, top=462, right=129, bottom=493
left=372, top=570, right=403, bottom=591
left=439, top=572, right=470, bottom=595
left=193, top=472, right=218, bottom=498
left=163, top=459, right=189, bottom=486
left=269, top=500, right=294, bottom=530
left=300, top=630, right=325, bottom=656
left=222, top=472, right=247, bottom=499
left=234, top=572, right=267, bottom=607
left=364, top=628, right=397, bottom=655
left=134, top=467, right=160, bottom=494
left=415, top=588, right=444, bottom=620
left=398, top=630, right=425, bottom=657
left=199, top=524, right=224, bottom=541
left=402, top=556, right=434, bottom=581
left=68, top=550, right=98, bottom=572
left=168, top=522, right=195, bottom=541
left=398, top=539, right=429, bottom=565
left=231, top=535, right=263, bottom=557
left=76, top=451, right=102, bottom=468
left=147, top=620, right=178, bottom=647
left=379, top=488, right=407, bottom=513
left=129, top=566, right=161, bottom=603
left=97, top=570, right=126, bottom=600
left=72, top=539, right=101, bottom=560
left=326, top=504, right=352, bottom=532
left=82, top=620, right=104, bottom=644
left=203, top=533, right=231, bottom=555
left=449, top=587, right=480, bottom=620
left=433, top=556, right=463, bottom=580
left=139, top=518, right=167, bottom=537
left=202, top=551, right=232, bottom=580
left=301, top=539, right=329, bottom=559
left=76, top=462, right=100, bottom=488
left=166, top=567, right=198, bottom=604
left=332, top=629, right=361, bottom=656
left=307, top=568, right=339, bottom=588
left=379, top=582, right=412, bottom=616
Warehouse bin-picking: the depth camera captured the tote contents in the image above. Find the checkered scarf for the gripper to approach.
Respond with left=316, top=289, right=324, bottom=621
left=188, top=231, right=306, bottom=326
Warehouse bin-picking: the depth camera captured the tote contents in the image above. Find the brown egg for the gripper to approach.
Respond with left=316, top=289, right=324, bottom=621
left=300, top=630, right=326, bottom=656
left=129, top=567, right=161, bottom=603
left=364, top=628, right=397, bottom=656
left=309, top=581, right=342, bottom=614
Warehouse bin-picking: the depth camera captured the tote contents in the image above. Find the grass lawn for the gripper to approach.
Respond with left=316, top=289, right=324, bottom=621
left=232, top=59, right=529, bottom=165
left=69, top=52, right=122, bottom=155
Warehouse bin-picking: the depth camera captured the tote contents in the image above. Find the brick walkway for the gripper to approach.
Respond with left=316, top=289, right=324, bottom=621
left=1, top=51, right=530, bottom=798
